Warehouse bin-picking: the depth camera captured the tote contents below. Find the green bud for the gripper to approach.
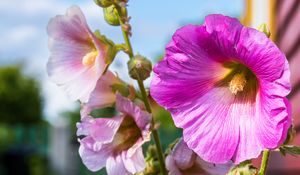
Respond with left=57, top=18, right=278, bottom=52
left=103, top=6, right=120, bottom=26
left=103, top=6, right=127, bottom=26
left=257, top=23, right=271, bottom=38
left=94, top=0, right=112, bottom=8
left=128, top=54, right=152, bottom=80
left=139, top=145, right=161, bottom=175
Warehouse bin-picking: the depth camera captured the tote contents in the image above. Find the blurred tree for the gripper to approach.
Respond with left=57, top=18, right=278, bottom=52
left=0, top=66, right=42, bottom=124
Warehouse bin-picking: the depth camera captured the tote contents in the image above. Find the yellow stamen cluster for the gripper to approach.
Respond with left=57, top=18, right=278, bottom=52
left=82, top=51, right=98, bottom=66
left=229, top=73, right=247, bottom=95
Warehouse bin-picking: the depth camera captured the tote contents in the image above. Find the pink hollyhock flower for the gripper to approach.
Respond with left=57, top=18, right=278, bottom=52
left=80, top=70, right=121, bottom=118
left=77, top=93, right=151, bottom=174
left=166, top=139, right=233, bottom=175
left=47, top=6, right=114, bottom=102
left=150, top=14, right=291, bottom=164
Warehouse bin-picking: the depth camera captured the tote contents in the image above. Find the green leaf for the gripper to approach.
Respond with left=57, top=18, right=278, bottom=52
left=90, top=107, right=116, bottom=118
left=280, top=145, right=300, bottom=156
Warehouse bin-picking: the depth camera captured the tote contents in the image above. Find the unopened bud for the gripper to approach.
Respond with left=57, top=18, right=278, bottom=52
left=103, top=6, right=127, bottom=26
left=94, top=0, right=112, bottom=8
left=257, top=23, right=271, bottom=38
left=128, top=54, right=152, bottom=80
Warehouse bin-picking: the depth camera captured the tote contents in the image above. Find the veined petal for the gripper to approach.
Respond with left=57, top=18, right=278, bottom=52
left=76, top=116, right=94, bottom=136
left=115, top=93, right=151, bottom=130
left=171, top=139, right=195, bottom=170
left=47, top=5, right=94, bottom=84
left=76, top=115, right=123, bottom=144
left=90, top=116, right=124, bottom=143
left=106, top=155, right=130, bottom=175
left=85, top=71, right=119, bottom=111
left=79, top=137, right=111, bottom=172
left=121, top=148, right=146, bottom=174
left=166, top=139, right=233, bottom=175
left=179, top=87, right=240, bottom=163
left=80, top=71, right=120, bottom=118
left=47, top=6, right=107, bottom=102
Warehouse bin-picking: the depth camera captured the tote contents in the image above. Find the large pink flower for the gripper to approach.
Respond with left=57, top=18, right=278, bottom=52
left=166, top=139, right=233, bottom=175
left=150, top=14, right=292, bottom=164
left=47, top=6, right=112, bottom=102
left=77, top=93, right=151, bottom=174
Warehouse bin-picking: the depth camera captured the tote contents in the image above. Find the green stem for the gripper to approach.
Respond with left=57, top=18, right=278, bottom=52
left=136, top=77, right=167, bottom=175
left=259, top=150, right=270, bottom=175
left=114, top=4, right=167, bottom=175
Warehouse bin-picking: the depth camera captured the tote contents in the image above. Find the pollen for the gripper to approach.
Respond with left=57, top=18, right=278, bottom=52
left=82, top=50, right=98, bottom=66
left=229, top=73, right=247, bottom=95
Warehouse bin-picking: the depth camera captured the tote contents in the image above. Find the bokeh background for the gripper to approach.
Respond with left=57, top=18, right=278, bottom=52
left=0, top=0, right=299, bottom=175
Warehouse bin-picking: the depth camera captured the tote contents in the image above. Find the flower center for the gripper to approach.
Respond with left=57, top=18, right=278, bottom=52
left=112, top=116, right=141, bottom=153
left=82, top=50, right=98, bottom=66
left=218, top=61, right=258, bottom=100
left=229, top=72, right=247, bottom=95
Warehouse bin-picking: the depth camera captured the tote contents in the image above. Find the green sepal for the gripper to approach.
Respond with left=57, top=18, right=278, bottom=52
left=283, top=125, right=296, bottom=145
left=227, top=160, right=258, bottom=175
left=94, top=0, right=112, bottom=8
left=279, top=145, right=300, bottom=157
left=93, top=30, right=118, bottom=72
left=111, top=83, right=130, bottom=97
left=257, top=23, right=271, bottom=38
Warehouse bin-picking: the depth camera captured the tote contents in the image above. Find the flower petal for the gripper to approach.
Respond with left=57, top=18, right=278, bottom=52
left=47, top=5, right=93, bottom=84
left=47, top=6, right=106, bottom=102
left=90, top=116, right=124, bottom=143
left=166, top=139, right=233, bottom=175
left=179, top=87, right=240, bottom=164
left=196, top=157, right=233, bottom=175
left=106, top=155, right=130, bottom=175
left=121, top=148, right=146, bottom=174
left=76, top=116, right=94, bottom=136
left=236, top=26, right=288, bottom=84
left=171, top=139, right=195, bottom=170
left=115, top=93, right=151, bottom=130
left=79, top=137, right=111, bottom=172
left=77, top=115, right=123, bottom=143
left=81, top=71, right=119, bottom=118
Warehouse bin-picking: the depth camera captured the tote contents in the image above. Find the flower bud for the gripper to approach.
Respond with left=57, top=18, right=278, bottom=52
left=94, top=0, right=112, bottom=8
left=103, top=6, right=127, bottom=26
left=128, top=54, right=152, bottom=80
left=257, top=23, right=271, bottom=38
left=138, top=145, right=161, bottom=175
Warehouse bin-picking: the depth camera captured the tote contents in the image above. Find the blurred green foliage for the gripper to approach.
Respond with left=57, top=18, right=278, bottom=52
left=0, top=66, right=42, bottom=124
left=0, top=66, right=50, bottom=175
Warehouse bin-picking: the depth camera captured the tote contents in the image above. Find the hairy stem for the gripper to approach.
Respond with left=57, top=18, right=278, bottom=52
left=114, top=4, right=167, bottom=175
left=259, top=149, right=270, bottom=175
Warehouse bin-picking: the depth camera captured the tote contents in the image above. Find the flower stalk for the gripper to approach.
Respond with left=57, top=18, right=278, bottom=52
left=114, top=4, right=167, bottom=175
left=259, top=149, right=270, bottom=175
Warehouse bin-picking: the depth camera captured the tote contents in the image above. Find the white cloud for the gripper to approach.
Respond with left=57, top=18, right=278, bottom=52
left=0, top=25, right=38, bottom=52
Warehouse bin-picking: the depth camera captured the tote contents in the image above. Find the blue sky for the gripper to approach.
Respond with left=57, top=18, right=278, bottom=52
left=0, top=0, right=243, bottom=122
